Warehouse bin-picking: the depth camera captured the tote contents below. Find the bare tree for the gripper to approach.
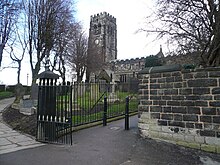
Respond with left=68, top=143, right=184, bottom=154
left=51, top=6, right=74, bottom=83
left=8, top=21, right=27, bottom=84
left=67, top=23, right=88, bottom=82
left=23, top=0, right=75, bottom=84
left=0, top=0, right=20, bottom=67
left=141, top=0, right=220, bottom=67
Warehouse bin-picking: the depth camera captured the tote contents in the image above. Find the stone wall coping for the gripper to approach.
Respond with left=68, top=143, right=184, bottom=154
left=138, top=64, right=182, bottom=74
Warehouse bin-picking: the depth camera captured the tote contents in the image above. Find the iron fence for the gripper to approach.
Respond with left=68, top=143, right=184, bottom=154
left=37, top=81, right=138, bottom=144
left=71, top=82, right=138, bottom=126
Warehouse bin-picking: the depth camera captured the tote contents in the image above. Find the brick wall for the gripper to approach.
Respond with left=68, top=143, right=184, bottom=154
left=138, top=66, right=220, bottom=153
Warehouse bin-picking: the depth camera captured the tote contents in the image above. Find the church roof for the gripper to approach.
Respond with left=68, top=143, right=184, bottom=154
left=155, top=45, right=164, bottom=58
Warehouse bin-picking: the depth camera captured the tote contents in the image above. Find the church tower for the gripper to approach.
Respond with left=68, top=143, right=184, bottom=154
left=88, top=12, right=117, bottom=62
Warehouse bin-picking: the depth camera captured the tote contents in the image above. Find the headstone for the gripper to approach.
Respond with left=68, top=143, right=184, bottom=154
left=108, top=79, right=119, bottom=103
left=30, top=83, right=38, bottom=107
left=14, top=83, right=25, bottom=103
left=91, top=83, right=99, bottom=100
left=12, top=83, right=25, bottom=109
left=31, top=83, right=38, bottom=100
left=19, top=99, right=36, bottom=115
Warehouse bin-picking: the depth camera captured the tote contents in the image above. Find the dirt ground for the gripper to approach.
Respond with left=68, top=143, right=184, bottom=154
left=2, top=106, right=37, bottom=137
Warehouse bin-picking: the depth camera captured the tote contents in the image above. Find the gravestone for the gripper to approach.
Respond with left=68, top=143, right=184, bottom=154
left=14, top=83, right=25, bottom=103
left=108, top=79, right=119, bottom=103
left=19, top=99, right=36, bottom=115
left=11, top=83, right=25, bottom=109
left=30, top=82, right=38, bottom=107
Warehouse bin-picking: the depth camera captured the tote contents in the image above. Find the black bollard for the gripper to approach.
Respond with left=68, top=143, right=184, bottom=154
left=125, top=96, right=129, bottom=130
left=103, top=96, right=107, bottom=126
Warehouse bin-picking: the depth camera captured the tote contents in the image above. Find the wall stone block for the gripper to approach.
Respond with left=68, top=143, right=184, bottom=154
left=172, top=106, right=187, bottom=114
left=160, top=83, right=173, bottom=88
left=183, top=115, right=198, bottom=122
left=158, top=119, right=168, bottom=126
left=188, top=79, right=217, bottom=87
left=186, top=122, right=195, bottom=128
left=179, top=88, right=192, bottom=95
left=200, top=130, right=215, bottom=137
left=187, top=107, right=200, bottom=114
left=138, top=66, right=220, bottom=153
left=161, top=113, right=173, bottom=120
left=183, top=73, right=194, bottom=79
left=195, top=101, right=208, bottom=107
left=212, top=88, right=220, bottom=94
left=209, top=71, right=220, bottom=77
left=215, top=95, right=220, bottom=100
left=168, top=121, right=185, bottom=128
left=200, top=116, right=212, bottom=123
left=210, top=101, right=220, bottom=107
left=194, top=72, right=208, bottom=78
left=202, top=108, right=216, bottom=115
left=195, top=123, right=203, bottom=129
left=167, top=101, right=180, bottom=106
left=173, top=114, right=183, bottom=121
left=181, top=101, right=195, bottom=106
left=213, top=116, right=220, bottom=124
left=192, top=87, right=210, bottom=95
left=174, top=82, right=183, bottom=88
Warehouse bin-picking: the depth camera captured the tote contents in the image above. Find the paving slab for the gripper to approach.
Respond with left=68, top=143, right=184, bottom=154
left=0, top=97, right=44, bottom=155
left=0, top=115, right=220, bottom=165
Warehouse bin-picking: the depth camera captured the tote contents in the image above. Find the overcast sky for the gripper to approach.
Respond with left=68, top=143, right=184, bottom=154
left=76, top=0, right=162, bottom=59
left=0, top=0, right=165, bottom=85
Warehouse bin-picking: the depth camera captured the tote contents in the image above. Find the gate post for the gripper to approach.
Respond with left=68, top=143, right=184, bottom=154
left=37, top=70, right=59, bottom=141
left=38, top=71, right=59, bottom=118
left=125, top=96, right=129, bottom=130
left=103, top=96, right=107, bottom=126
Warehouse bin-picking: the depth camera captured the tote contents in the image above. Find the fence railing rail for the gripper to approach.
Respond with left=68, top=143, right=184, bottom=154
left=37, top=81, right=138, bottom=144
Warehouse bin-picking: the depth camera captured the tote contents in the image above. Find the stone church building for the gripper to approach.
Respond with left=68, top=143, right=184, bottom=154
left=87, top=12, right=198, bottom=83
left=87, top=11, right=159, bottom=83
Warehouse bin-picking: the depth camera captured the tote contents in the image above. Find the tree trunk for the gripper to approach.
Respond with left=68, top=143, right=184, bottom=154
left=17, top=60, right=21, bottom=84
left=0, top=45, right=3, bottom=67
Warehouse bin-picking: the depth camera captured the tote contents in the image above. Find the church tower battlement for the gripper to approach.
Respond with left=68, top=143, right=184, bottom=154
left=88, top=12, right=117, bottom=62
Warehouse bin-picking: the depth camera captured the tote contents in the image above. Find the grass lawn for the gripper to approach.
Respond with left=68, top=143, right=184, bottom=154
left=57, top=90, right=138, bottom=126
left=0, top=91, right=14, bottom=100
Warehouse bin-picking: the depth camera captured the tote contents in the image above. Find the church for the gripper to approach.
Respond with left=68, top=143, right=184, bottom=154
left=87, top=12, right=164, bottom=83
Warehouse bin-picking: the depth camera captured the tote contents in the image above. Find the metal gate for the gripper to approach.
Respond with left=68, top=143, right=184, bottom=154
left=36, top=73, right=138, bottom=145
left=36, top=77, right=73, bottom=145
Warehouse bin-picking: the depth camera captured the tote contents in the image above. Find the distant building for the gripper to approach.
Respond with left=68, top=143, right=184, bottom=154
left=88, top=12, right=117, bottom=63
left=155, top=45, right=164, bottom=58
left=88, top=12, right=199, bottom=83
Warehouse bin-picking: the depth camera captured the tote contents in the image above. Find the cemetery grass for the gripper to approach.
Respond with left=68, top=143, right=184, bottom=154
left=0, top=91, right=14, bottom=100
left=2, top=106, right=37, bottom=137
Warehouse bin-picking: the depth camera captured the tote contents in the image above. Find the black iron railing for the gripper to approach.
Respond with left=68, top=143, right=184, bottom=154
left=37, top=81, right=138, bottom=145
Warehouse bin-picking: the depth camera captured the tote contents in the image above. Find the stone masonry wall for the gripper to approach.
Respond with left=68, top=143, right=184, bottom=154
left=138, top=66, right=220, bottom=153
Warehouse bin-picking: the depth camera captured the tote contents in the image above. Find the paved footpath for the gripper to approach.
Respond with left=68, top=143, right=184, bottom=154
left=0, top=97, right=44, bottom=155
left=0, top=98, right=220, bottom=164
left=1, top=115, right=220, bottom=165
